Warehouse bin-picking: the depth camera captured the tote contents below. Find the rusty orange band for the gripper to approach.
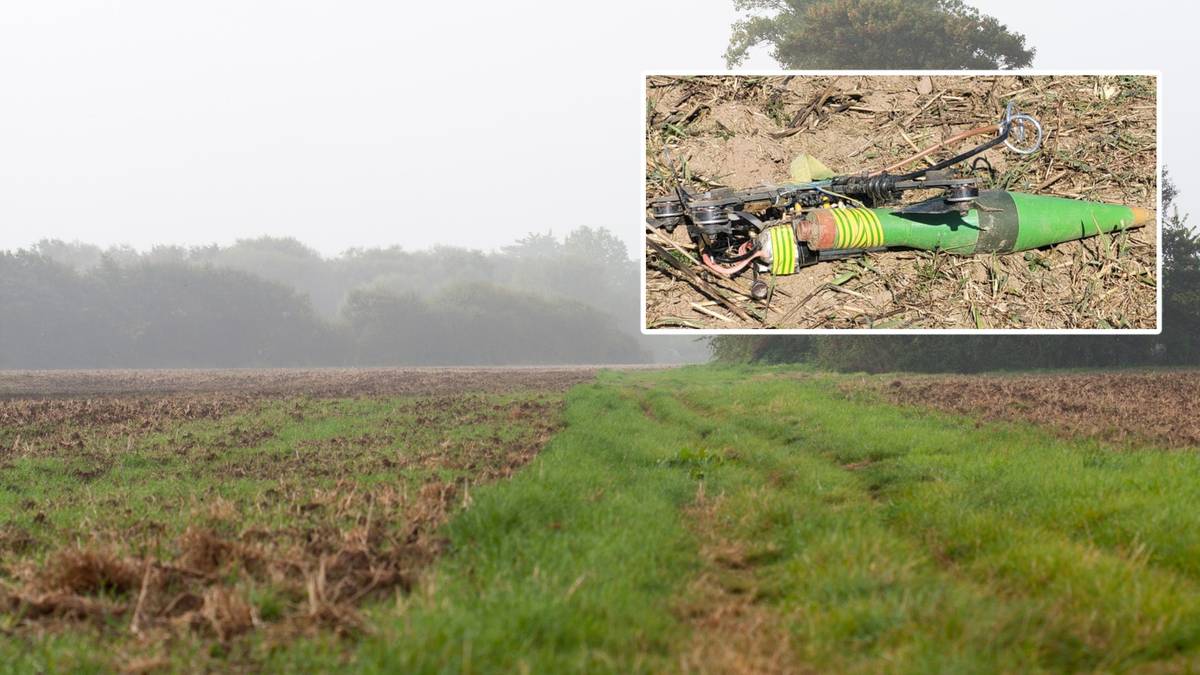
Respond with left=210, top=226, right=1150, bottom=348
left=804, top=210, right=838, bottom=250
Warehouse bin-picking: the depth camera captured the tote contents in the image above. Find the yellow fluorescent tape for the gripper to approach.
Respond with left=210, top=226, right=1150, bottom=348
left=832, top=208, right=883, bottom=248
left=769, top=226, right=796, bottom=275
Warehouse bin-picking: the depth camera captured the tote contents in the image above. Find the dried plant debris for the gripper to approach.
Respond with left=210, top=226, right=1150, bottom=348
left=0, top=369, right=576, bottom=668
left=645, top=75, right=1157, bottom=329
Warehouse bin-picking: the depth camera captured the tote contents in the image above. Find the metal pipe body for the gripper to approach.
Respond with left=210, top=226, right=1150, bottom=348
left=801, top=191, right=1151, bottom=255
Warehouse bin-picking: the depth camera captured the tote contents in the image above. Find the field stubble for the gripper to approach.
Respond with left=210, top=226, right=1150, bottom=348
left=0, top=368, right=597, bottom=670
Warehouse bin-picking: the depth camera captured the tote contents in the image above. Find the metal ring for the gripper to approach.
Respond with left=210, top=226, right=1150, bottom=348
left=1005, top=114, right=1043, bottom=154
left=1001, top=102, right=1043, bottom=155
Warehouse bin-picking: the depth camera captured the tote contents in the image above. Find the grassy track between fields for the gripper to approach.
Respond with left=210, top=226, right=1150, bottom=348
left=341, top=366, right=1200, bottom=673
left=6, top=366, right=1200, bottom=672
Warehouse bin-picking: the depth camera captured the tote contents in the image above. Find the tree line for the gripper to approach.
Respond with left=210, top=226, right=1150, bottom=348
left=1, top=228, right=702, bottom=369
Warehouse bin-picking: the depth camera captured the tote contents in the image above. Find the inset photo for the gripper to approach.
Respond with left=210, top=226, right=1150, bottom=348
left=644, top=73, right=1159, bottom=331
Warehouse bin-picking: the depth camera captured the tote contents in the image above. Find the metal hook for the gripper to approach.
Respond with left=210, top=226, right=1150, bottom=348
left=1001, top=101, right=1043, bottom=155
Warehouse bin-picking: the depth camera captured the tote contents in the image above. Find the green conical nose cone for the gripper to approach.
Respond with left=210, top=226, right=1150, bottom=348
left=1006, top=192, right=1149, bottom=252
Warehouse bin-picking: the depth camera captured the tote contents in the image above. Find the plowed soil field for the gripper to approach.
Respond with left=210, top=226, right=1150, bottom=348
left=845, top=370, right=1200, bottom=449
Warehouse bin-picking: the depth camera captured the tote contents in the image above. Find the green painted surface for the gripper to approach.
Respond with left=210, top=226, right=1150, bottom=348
left=1009, top=191, right=1139, bottom=251
left=873, top=207, right=982, bottom=254
left=827, top=192, right=1143, bottom=255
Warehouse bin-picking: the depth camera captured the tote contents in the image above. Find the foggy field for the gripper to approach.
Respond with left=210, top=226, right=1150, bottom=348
left=4, top=367, right=1200, bottom=672
left=3, top=1, right=1196, bottom=672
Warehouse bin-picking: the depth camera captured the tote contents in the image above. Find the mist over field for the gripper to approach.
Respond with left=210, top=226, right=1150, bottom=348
left=7, top=2, right=1200, bottom=673
left=0, top=231, right=708, bottom=369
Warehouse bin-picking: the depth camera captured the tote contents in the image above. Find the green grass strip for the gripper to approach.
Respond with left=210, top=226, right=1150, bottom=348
left=343, top=374, right=705, bottom=673
left=341, top=366, right=1200, bottom=673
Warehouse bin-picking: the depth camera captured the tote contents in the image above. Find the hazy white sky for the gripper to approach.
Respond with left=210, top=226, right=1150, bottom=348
left=0, top=1, right=1189, bottom=257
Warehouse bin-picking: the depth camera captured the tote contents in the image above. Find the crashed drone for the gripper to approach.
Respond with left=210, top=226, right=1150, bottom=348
left=647, top=103, right=1151, bottom=296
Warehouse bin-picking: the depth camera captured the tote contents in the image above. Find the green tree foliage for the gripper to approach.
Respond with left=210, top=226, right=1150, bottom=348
left=799, top=334, right=1163, bottom=373
left=726, top=0, right=1034, bottom=69
left=1160, top=170, right=1200, bottom=360
left=709, top=334, right=815, bottom=363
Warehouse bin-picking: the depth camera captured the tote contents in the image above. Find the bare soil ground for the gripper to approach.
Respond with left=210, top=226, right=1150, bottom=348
left=842, top=370, right=1200, bottom=449
left=0, top=368, right=606, bottom=669
left=645, top=74, right=1158, bottom=330
left=0, top=366, right=612, bottom=398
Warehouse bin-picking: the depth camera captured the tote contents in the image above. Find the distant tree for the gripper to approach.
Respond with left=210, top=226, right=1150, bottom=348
left=342, top=288, right=441, bottom=365
left=342, top=283, right=647, bottom=366
left=1, top=226, right=690, bottom=369
left=1160, top=172, right=1200, bottom=361
left=502, top=232, right=561, bottom=259
left=0, top=254, right=341, bottom=368
left=194, top=236, right=341, bottom=316
left=0, top=252, right=101, bottom=368
left=564, top=227, right=631, bottom=269
left=710, top=335, right=814, bottom=363
left=91, top=262, right=340, bottom=367
left=726, top=0, right=1034, bottom=69
left=144, top=244, right=190, bottom=266
left=32, top=239, right=105, bottom=271
left=432, top=282, right=645, bottom=365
